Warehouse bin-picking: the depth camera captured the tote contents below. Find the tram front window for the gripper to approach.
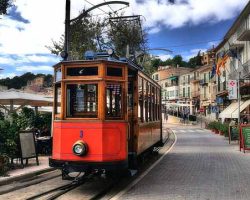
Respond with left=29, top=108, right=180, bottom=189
left=106, top=84, right=122, bottom=119
left=66, top=84, right=98, bottom=118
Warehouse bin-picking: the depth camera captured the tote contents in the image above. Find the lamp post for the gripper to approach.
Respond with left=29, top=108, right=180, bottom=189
left=63, top=0, right=129, bottom=60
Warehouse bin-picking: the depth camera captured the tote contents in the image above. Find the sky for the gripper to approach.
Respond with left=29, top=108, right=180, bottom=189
left=0, top=0, right=249, bottom=78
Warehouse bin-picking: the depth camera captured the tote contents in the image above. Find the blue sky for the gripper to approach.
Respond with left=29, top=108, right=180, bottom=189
left=0, top=0, right=249, bottom=78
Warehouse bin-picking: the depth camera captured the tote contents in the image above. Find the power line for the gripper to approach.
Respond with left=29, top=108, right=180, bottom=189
left=161, top=39, right=222, bottom=48
left=84, top=0, right=109, bottom=15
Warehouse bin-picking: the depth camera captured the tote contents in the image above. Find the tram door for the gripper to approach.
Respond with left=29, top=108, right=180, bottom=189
left=128, top=74, right=137, bottom=166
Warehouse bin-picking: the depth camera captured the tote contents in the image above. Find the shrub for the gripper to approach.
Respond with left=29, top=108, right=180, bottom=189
left=0, top=120, right=20, bottom=158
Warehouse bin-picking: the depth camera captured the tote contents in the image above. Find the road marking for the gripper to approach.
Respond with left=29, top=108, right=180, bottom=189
left=110, top=131, right=177, bottom=200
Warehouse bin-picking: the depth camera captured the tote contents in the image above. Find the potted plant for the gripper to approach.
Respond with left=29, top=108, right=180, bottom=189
left=0, top=154, right=9, bottom=176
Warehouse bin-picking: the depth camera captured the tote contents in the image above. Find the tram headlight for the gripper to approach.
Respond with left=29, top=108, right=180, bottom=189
left=72, top=141, right=88, bottom=156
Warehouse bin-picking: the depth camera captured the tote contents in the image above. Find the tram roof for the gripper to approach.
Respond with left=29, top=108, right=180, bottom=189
left=53, top=58, right=143, bottom=71
left=53, top=58, right=161, bottom=88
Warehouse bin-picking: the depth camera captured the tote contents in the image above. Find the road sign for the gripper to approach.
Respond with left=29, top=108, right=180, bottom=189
left=228, top=80, right=238, bottom=99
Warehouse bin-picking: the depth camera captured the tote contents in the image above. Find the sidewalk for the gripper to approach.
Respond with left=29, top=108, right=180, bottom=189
left=115, top=120, right=250, bottom=200
left=164, top=115, right=205, bottom=129
left=0, top=156, right=53, bottom=186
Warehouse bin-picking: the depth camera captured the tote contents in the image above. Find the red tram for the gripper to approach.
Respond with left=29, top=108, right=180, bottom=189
left=49, top=52, right=163, bottom=178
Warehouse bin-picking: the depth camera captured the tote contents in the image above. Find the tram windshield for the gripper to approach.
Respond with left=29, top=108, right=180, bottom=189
left=66, top=83, right=98, bottom=118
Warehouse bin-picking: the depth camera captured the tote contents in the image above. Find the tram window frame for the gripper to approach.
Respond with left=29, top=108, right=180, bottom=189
left=54, top=83, right=61, bottom=118
left=55, top=67, right=62, bottom=82
left=158, top=88, right=161, bottom=120
left=144, top=80, right=148, bottom=122
left=65, top=83, right=98, bottom=119
left=152, top=86, right=155, bottom=121
left=66, top=66, right=99, bottom=77
left=106, top=66, right=123, bottom=77
left=138, top=76, right=144, bottom=123
left=149, top=84, right=152, bottom=121
left=105, top=82, right=124, bottom=120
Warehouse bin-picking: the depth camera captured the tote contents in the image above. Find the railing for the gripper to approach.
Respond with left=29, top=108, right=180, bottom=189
left=237, top=15, right=250, bottom=41
left=229, top=59, right=250, bottom=79
left=191, top=91, right=200, bottom=98
left=199, top=79, right=208, bottom=86
left=229, top=34, right=245, bottom=48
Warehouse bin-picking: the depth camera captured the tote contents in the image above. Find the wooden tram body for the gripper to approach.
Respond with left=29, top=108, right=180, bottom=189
left=49, top=55, right=162, bottom=176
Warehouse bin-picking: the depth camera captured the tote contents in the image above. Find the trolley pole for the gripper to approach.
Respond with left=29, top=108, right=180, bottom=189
left=238, top=72, right=241, bottom=124
left=64, top=0, right=70, bottom=61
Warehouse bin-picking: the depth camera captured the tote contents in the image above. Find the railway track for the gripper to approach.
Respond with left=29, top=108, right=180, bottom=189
left=26, top=178, right=86, bottom=200
left=0, top=131, right=175, bottom=200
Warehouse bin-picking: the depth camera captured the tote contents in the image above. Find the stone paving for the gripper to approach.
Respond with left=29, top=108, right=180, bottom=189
left=120, top=120, right=250, bottom=200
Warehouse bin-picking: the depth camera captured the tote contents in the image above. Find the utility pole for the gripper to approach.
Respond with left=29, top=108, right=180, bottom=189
left=238, top=72, right=241, bottom=124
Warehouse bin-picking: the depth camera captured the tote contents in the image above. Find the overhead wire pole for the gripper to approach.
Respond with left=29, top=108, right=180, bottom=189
left=62, top=0, right=129, bottom=60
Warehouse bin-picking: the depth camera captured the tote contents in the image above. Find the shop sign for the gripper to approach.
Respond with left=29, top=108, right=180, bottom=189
left=216, top=97, right=223, bottom=104
left=240, top=125, right=250, bottom=153
left=228, top=80, right=237, bottom=100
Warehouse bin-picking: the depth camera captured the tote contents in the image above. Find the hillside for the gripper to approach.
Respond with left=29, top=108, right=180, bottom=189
left=0, top=72, right=53, bottom=89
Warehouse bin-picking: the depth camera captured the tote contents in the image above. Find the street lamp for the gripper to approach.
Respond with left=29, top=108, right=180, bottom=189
left=62, top=0, right=129, bottom=60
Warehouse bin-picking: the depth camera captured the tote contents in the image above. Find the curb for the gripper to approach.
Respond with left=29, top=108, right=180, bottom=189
left=0, top=167, right=56, bottom=186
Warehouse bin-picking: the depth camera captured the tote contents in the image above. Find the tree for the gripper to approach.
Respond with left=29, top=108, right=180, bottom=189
left=107, top=15, right=147, bottom=58
left=48, top=13, right=147, bottom=62
left=47, top=17, right=103, bottom=60
left=187, top=52, right=202, bottom=68
left=0, top=0, right=12, bottom=15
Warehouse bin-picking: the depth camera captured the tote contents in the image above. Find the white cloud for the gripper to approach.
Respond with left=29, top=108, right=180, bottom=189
left=157, top=54, right=172, bottom=61
left=0, top=0, right=248, bottom=77
left=16, top=65, right=53, bottom=72
left=127, top=0, right=248, bottom=32
left=0, top=73, right=17, bottom=79
left=26, top=55, right=59, bottom=63
left=182, top=48, right=207, bottom=61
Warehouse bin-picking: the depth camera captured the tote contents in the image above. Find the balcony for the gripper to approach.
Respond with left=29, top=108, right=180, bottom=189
left=242, top=60, right=250, bottom=78
left=229, top=34, right=244, bottom=49
left=191, top=91, right=200, bottom=98
left=199, top=79, right=208, bottom=86
left=229, top=59, right=250, bottom=79
left=237, top=15, right=250, bottom=41
left=190, top=77, right=199, bottom=83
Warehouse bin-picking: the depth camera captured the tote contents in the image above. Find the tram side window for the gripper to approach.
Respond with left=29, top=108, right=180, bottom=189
left=55, top=83, right=61, bottom=115
left=138, top=77, right=143, bottom=122
left=106, top=84, right=122, bottom=119
left=66, top=84, right=98, bottom=118
left=67, top=66, right=98, bottom=76
left=143, top=80, right=148, bottom=122
left=106, top=67, right=123, bottom=77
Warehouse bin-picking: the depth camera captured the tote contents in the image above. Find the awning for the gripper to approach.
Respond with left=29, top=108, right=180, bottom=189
left=219, top=102, right=243, bottom=120
left=231, top=99, right=250, bottom=118
left=0, top=89, right=53, bottom=114
left=168, top=76, right=178, bottom=80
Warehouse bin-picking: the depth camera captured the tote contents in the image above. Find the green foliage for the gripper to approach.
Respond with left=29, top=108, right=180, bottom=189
left=0, top=120, right=19, bottom=158
left=0, top=111, right=4, bottom=120
left=207, top=121, right=229, bottom=136
left=0, top=107, right=52, bottom=169
left=47, top=17, right=103, bottom=60
left=107, top=16, right=147, bottom=57
left=48, top=13, right=147, bottom=60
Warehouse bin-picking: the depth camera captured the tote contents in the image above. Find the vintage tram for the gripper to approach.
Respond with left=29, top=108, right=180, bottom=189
left=49, top=52, right=163, bottom=178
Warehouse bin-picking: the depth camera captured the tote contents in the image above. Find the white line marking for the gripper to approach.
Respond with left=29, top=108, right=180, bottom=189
left=110, top=131, right=177, bottom=200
